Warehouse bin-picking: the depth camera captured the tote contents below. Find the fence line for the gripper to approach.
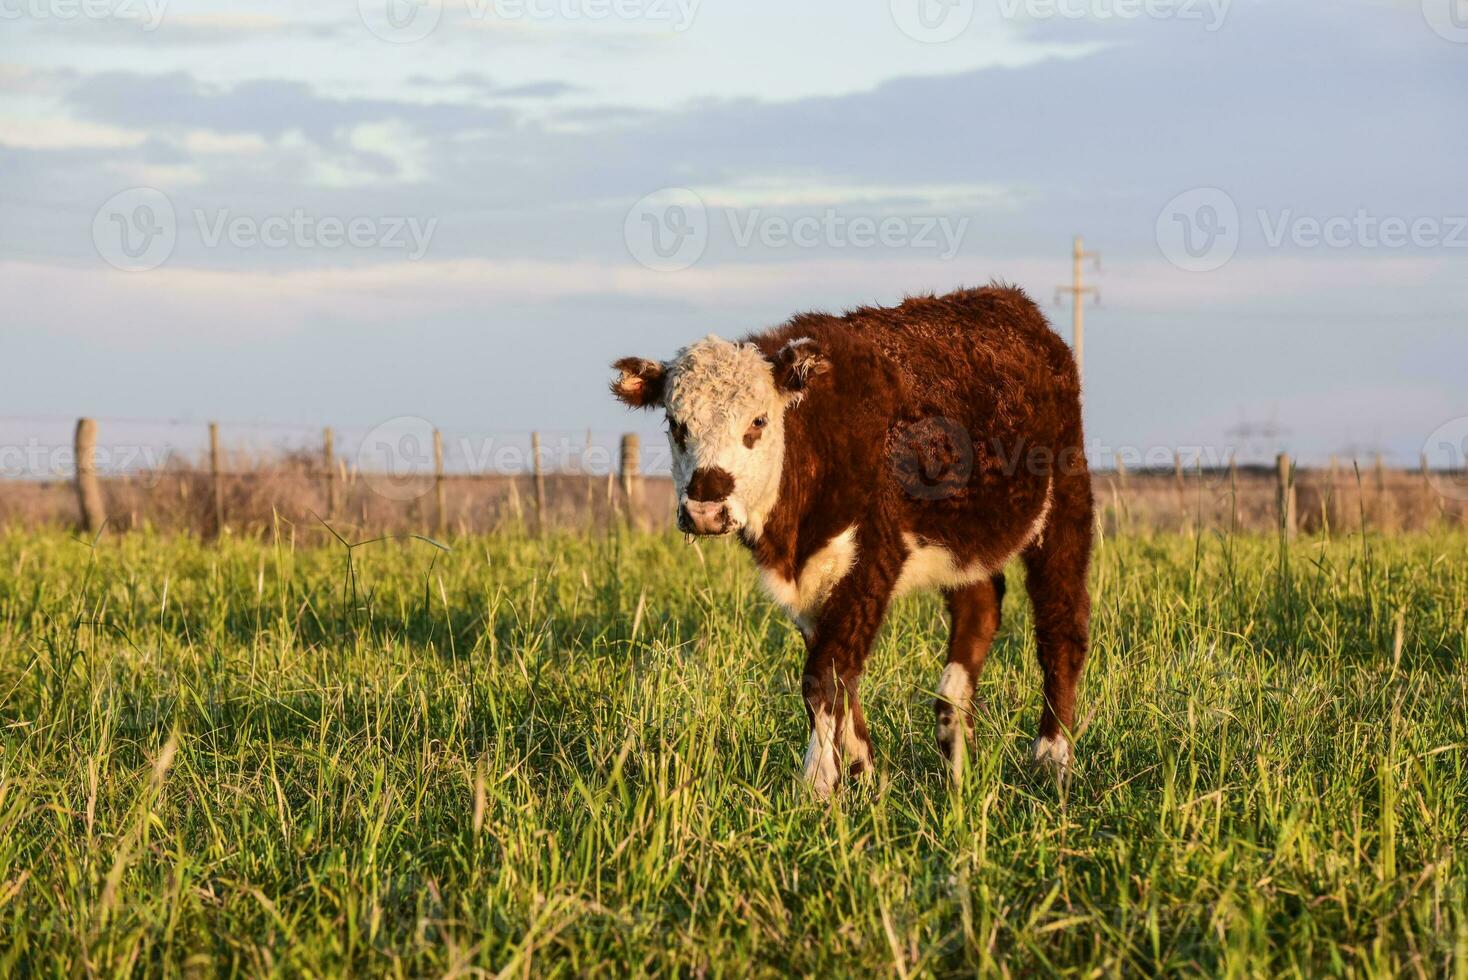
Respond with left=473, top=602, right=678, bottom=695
left=48, top=417, right=650, bottom=538
left=2, top=417, right=1465, bottom=538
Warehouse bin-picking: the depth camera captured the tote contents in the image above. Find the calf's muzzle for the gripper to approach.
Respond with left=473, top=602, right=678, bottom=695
left=679, top=466, right=736, bottom=535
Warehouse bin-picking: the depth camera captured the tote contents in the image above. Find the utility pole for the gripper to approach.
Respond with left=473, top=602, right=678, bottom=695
left=1055, top=236, right=1100, bottom=383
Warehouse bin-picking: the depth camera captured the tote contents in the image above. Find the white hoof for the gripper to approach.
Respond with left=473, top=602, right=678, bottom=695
left=804, top=767, right=837, bottom=799
left=936, top=663, right=971, bottom=783
left=1031, top=734, right=1073, bottom=770
left=840, top=713, right=874, bottom=784
left=803, top=709, right=840, bottom=799
left=942, top=729, right=967, bottom=783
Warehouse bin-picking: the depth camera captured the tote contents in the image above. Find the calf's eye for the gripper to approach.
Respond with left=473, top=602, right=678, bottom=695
left=743, top=415, right=768, bottom=449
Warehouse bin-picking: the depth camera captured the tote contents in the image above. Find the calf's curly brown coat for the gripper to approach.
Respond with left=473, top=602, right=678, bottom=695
left=613, top=285, right=1093, bottom=793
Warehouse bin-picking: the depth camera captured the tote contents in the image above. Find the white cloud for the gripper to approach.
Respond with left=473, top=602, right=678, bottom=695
left=180, top=129, right=270, bottom=154
left=3, top=255, right=1043, bottom=344
left=693, top=176, right=1029, bottom=212
left=0, top=116, right=145, bottom=150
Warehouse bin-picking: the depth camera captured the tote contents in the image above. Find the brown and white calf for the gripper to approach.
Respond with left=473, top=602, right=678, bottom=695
left=611, top=286, right=1093, bottom=796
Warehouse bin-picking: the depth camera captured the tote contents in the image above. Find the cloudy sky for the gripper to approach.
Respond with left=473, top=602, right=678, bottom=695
left=2, top=0, right=1465, bottom=471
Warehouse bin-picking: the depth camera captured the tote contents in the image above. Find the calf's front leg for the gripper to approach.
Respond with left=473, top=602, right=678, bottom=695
left=799, top=560, right=897, bottom=798
left=800, top=652, right=872, bottom=797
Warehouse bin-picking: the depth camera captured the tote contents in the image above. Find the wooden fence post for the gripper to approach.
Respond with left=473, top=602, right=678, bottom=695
left=73, top=417, right=105, bottom=534
left=1276, top=452, right=1297, bottom=539
left=531, top=432, right=547, bottom=535
left=209, top=422, right=225, bottom=537
left=433, top=429, right=446, bottom=537
left=620, top=433, right=641, bottom=527
left=323, top=427, right=337, bottom=518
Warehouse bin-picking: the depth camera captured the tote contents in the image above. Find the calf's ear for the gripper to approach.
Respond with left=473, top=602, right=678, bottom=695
left=610, top=357, right=667, bottom=408
left=772, top=338, right=829, bottom=395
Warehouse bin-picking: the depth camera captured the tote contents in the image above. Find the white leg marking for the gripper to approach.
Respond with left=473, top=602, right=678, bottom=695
left=937, top=662, right=971, bottom=708
left=936, top=663, right=971, bottom=781
left=802, top=707, right=839, bottom=799
left=840, top=709, right=872, bottom=778
left=1031, top=734, right=1073, bottom=770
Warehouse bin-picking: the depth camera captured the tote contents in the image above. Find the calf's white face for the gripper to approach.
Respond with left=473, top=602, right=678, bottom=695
left=610, top=335, right=826, bottom=538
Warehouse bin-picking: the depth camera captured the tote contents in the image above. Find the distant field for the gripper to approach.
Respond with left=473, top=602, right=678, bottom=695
left=0, top=526, right=1464, bottom=975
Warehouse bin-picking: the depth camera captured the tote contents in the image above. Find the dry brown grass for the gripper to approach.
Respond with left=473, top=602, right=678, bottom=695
left=1, top=456, right=674, bottom=539
left=4, top=458, right=1463, bottom=538
left=1096, top=465, right=1466, bottom=536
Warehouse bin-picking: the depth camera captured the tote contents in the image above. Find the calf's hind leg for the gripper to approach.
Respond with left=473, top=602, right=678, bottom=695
left=1022, top=478, right=1094, bottom=770
left=934, top=573, right=1005, bottom=780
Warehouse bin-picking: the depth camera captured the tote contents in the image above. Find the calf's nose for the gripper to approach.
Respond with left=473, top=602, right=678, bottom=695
left=679, top=499, right=731, bottom=535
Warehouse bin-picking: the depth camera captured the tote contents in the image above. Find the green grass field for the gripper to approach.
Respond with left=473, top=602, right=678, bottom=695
left=1, top=524, right=1464, bottom=976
